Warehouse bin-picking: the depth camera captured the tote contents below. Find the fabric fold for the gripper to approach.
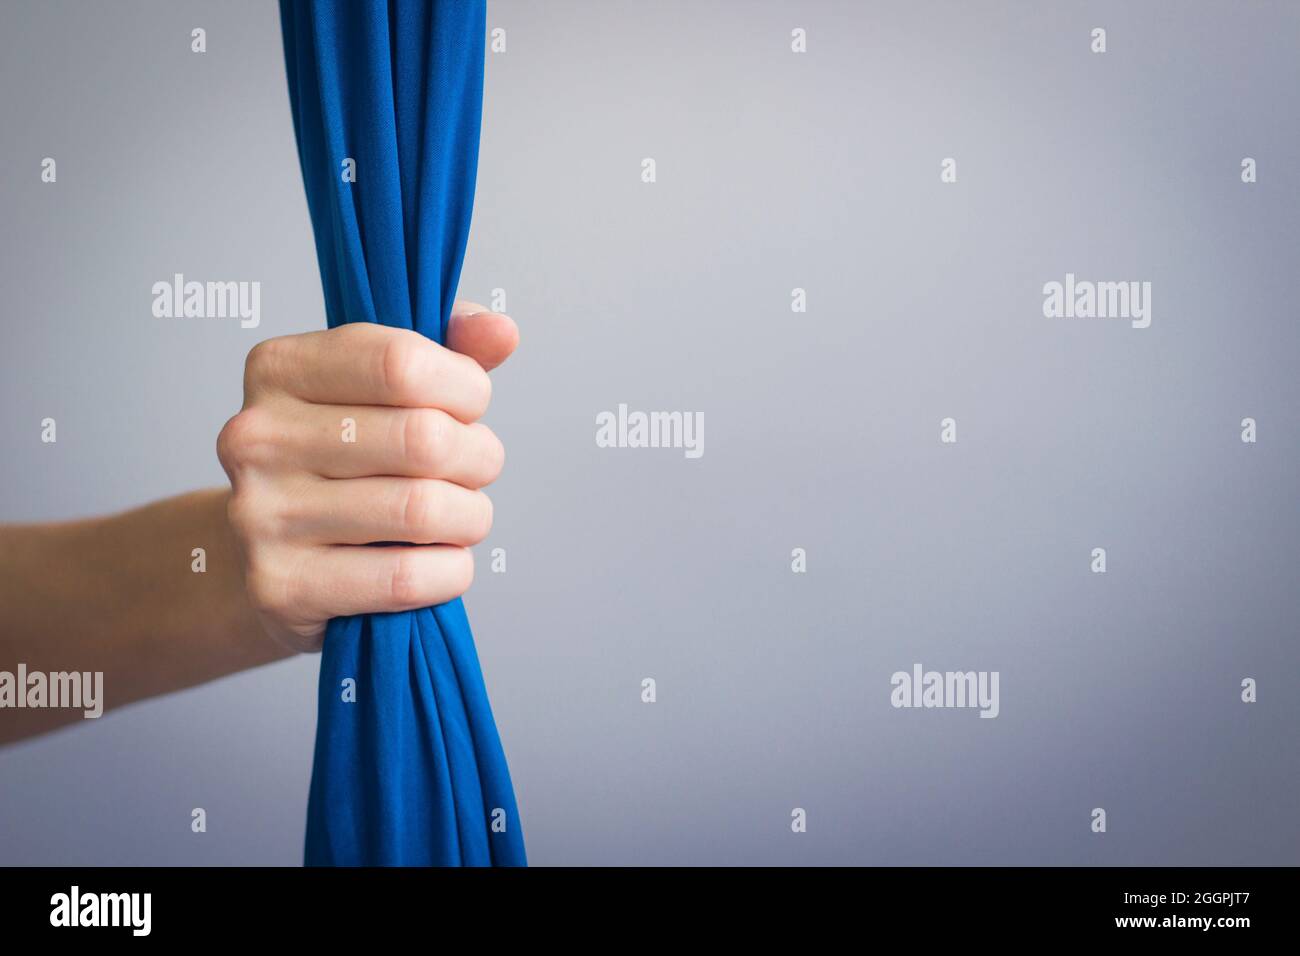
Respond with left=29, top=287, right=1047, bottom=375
left=279, top=0, right=526, bottom=867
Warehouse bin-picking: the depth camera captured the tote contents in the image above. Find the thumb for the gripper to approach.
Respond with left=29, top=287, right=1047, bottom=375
left=445, top=300, right=519, bottom=372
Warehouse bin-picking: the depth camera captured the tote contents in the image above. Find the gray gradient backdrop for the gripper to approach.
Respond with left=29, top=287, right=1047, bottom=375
left=1, top=0, right=1297, bottom=865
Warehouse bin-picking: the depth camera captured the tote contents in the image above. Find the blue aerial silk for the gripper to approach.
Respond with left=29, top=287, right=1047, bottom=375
left=279, top=0, right=525, bottom=866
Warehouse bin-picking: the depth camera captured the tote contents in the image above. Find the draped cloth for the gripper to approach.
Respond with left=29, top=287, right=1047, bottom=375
left=279, top=0, right=526, bottom=866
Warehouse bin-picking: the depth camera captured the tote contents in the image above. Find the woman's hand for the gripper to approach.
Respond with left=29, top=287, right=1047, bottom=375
left=217, top=302, right=519, bottom=653
left=0, top=302, right=518, bottom=742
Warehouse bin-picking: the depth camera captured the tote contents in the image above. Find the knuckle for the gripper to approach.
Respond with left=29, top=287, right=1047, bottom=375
left=225, top=491, right=263, bottom=542
left=273, top=482, right=313, bottom=537
left=380, top=333, right=424, bottom=403
left=471, top=492, right=494, bottom=543
left=468, top=364, right=492, bottom=419
left=244, top=337, right=285, bottom=389
left=400, top=481, right=440, bottom=541
left=387, top=551, right=424, bottom=607
left=216, top=408, right=270, bottom=471
left=215, top=416, right=241, bottom=472
left=334, top=322, right=375, bottom=346
left=244, top=554, right=291, bottom=618
left=216, top=412, right=248, bottom=470
left=480, top=426, right=506, bottom=484
left=402, top=408, right=448, bottom=472
left=450, top=548, right=475, bottom=596
left=226, top=485, right=289, bottom=545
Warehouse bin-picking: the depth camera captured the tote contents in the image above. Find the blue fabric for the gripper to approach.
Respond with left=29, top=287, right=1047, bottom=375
left=279, top=0, right=525, bottom=867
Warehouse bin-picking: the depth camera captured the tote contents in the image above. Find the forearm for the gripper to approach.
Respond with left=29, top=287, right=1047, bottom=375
left=0, top=488, right=289, bottom=744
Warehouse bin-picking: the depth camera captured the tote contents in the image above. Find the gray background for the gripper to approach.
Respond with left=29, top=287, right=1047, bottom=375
left=1, top=0, right=1297, bottom=865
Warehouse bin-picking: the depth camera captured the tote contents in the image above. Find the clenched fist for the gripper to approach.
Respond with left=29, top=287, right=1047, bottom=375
left=217, top=302, right=519, bottom=653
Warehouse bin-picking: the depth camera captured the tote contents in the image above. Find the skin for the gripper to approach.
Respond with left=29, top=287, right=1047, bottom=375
left=0, top=301, right=519, bottom=745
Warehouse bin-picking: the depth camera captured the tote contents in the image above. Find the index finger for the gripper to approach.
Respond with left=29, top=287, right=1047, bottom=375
left=247, top=323, right=492, bottom=422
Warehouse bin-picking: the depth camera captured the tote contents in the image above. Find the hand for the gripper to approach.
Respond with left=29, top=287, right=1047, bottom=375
left=217, top=302, right=520, bottom=653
